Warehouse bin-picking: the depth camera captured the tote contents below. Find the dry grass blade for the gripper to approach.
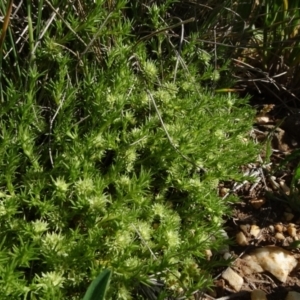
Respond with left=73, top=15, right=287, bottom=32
left=0, top=0, right=13, bottom=51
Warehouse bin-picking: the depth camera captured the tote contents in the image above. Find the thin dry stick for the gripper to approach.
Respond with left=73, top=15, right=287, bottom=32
left=166, top=36, right=213, bottom=117
left=211, top=25, right=219, bottom=91
left=11, top=0, right=22, bottom=17
left=233, top=57, right=300, bottom=106
left=45, top=0, right=87, bottom=47
left=4, top=1, right=30, bottom=59
left=32, top=12, right=57, bottom=55
left=233, top=58, right=278, bottom=83
left=133, top=17, right=195, bottom=48
left=214, top=26, right=217, bottom=71
left=131, top=224, right=157, bottom=260
left=4, top=24, right=28, bottom=59
left=261, top=82, right=294, bottom=113
left=49, top=96, right=66, bottom=168
left=194, top=37, right=250, bottom=49
left=172, top=17, right=185, bottom=83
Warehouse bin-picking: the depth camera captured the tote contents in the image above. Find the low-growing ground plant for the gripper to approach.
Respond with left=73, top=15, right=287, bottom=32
left=0, top=1, right=258, bottom=299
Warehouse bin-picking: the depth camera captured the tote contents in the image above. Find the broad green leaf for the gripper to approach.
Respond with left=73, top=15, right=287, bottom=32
left=287, top=240, right=300, bottom=249
left=83, top=270, right=111, bottom=300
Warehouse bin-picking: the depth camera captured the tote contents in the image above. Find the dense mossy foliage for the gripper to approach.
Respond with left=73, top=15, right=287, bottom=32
left=0, top=1, right=258, bottom=299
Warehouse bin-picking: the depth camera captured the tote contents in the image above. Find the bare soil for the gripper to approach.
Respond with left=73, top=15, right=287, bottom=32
left=208, top=103, right=300, bottom=300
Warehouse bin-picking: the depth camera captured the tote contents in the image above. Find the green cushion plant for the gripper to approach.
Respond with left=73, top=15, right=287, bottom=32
left=0, top=0, right=258, bottom=299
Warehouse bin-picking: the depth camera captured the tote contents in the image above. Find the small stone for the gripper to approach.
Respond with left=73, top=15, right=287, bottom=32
left=223, top=252, right=232, bottom=260
left=222, top=267, right=244, bottom=291
left=251, top=289, right=267, bottom=300
left=236, top=231, right=249, bottom=246
left=247, top=246, right=298, bottom=282
left=250, top=198, right=266, bottom=209
left=205, top=249, right=212, bottom=261
left=240, top=224, right=250, bottom=234
left=256, top=116, right=270, bottom=123
left=269, top=176, right=280, bottom=190
left=219, top=187, right=229, bottom=197
left=275, top=223, right=284, bottom=233
left=285, top=291, right=300, bottom=300
left=287, top=224, right=297, bottom=238
left=280, top=180, right=290, bottom=195
left=269, top=225, right=275, bottom=233
left=239, top=255, right=264, bottom=275
left=283, top=236, right=293, bottom=247
left=275, top=232, right=285, bottom=241
left=250, top=225, right=261, bottom=238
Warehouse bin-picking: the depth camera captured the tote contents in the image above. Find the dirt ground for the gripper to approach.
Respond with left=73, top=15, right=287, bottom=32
left=207, top=103, right=300, bottom=300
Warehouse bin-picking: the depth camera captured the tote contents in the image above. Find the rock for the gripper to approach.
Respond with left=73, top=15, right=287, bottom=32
left=250, top=198, right=266, bottom=209
left=205, top=249, right=212, bottom=261
left=245, top=246, right=298, bottom=282
left=250, top=225, right=261, bottom=238
left=256, top=115, right=270, bottom=123
left=223, top=252, right=232, bottom=260
left=269, top=175, right=280, bottom=190
left=287, top=224, right=297, bottom=238
left=285, top=291, right=300, bottom=300
left=275, top=223, right=284, bottom=233
left=219, top=187, right=229, bottom=197
left=275, top=232, right=285, bottom=241
left=269, top=225, right=275, bottom=233
left=280, top=180, right=290, bottom=195
left=251, top=289, right=267, bottom=300
left=222, top=267, right=244, bottom=291
left=238, top=255, right=264, bottom=275
left=236, top=231, right=249, bottom=246
left=240, top=224, right=250, bottom=235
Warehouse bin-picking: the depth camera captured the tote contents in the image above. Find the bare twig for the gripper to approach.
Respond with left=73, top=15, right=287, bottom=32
left=172, top=17, right=185, bottom=83
left=45, top=0, right=87, bottom=47
left=131, top=224, right=157, bottom=260
left=49, top=95, right=66, bottom=168
left=32, top=12, right=57, bottom=55
left=133, top=17, right=195, bottom=48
